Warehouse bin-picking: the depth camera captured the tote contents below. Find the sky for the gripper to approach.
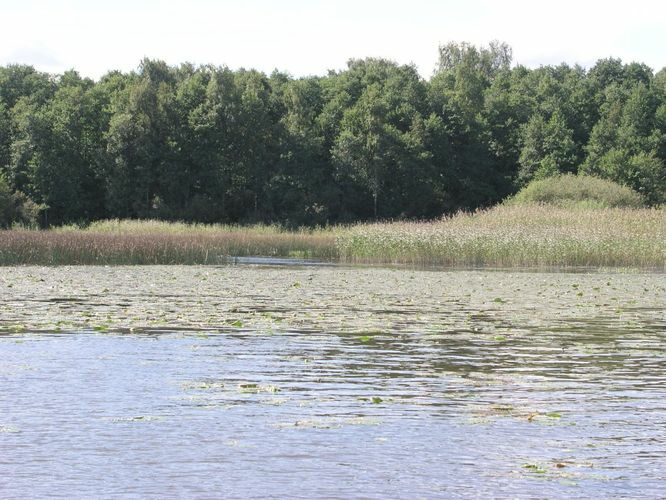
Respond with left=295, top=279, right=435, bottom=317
left=1, top=0, right=665, bottom=79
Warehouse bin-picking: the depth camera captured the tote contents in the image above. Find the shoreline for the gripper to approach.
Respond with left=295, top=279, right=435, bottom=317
left=1, top=205, right=664, bottom=269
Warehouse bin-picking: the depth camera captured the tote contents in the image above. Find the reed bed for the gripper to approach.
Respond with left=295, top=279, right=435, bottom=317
left=336, top=205, right=666, bottom=269
left=0, top=221, right=338, bottom=265
left=0, top=206, right=664, bottom=268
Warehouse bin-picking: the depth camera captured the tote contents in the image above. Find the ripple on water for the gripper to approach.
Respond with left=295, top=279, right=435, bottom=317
left=1, top=267, right=665, bottom=498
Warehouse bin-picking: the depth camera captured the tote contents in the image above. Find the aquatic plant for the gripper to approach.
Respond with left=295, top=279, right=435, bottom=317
left=0, top=221, right=338, bottom=265
left=0, top=205, right=664, bottom=268
left=336, top=205, right=666, bottom=269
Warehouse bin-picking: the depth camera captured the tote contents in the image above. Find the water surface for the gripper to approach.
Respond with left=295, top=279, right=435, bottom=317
left=1, top=266, right=665, bottom=498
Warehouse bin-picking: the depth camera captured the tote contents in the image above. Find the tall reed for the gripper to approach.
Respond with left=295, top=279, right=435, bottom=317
left=0, top=207, right=664, bottom=268
left=336, top=205, right=666, bottom=269
left=0, top=222, right=338, bottom=265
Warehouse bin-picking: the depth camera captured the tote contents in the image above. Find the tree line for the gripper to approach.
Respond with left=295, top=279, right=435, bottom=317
left=1, top=41, right=665, bottom=227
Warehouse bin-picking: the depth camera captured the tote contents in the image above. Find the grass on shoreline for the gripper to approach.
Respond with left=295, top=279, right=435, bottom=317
left=0, top=206, right=664, bottom=268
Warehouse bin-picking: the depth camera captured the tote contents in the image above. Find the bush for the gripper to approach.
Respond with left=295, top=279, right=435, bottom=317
left=506, top=174, right=645, bottom=209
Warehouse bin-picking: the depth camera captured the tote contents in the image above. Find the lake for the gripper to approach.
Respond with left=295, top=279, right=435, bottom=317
left=1, top=265, right=665, bottom=497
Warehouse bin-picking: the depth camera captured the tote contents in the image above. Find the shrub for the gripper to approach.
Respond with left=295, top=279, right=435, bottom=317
left=506, top=174, right=645, bottom=209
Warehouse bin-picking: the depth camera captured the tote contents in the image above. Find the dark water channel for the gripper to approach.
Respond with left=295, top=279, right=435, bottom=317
left=0, top=266, right=665, bottom=498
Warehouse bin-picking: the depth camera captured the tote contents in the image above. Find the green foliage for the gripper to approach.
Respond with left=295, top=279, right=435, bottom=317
left=0, top=102, right=9, bottom=172
left=0, top=47, right=665, bottom=226
left=331, top=59, right=433, bottom=219
left=0, top=174, right=11, bottom=225
left=507, top=174, right=645, bottom=209
left=437, top=40, right=512, bottom=78
left=580, top=81, right=666, bottom=204
left=0, top=174, right=40, bottom=228
left=429, top=41, right=516, bottom=208
left=517, top=111, right=577, bottom=185
left=0, top=65, right=55, bottom=109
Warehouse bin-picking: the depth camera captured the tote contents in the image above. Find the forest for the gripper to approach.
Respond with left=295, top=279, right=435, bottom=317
left=1, top=41, right=665, bottom=228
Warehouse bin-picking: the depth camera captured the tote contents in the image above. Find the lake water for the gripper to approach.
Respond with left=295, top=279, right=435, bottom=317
left=1, top=266, right=665, bottom=498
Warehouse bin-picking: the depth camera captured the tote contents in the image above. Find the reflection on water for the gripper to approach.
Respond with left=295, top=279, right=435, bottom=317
left=0, top=267, right=665, bottom=498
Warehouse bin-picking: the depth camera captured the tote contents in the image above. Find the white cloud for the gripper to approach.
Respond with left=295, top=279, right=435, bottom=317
left=5, top=45, right=63, bottom=72
left=0, top=0, right=664, bottom=78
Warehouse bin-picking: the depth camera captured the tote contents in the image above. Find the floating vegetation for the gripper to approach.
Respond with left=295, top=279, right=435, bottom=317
left=358, top=396, right=388, bottom=404
left=260, top=398, right=288, bottom=406
left=468, top=404, right=570, bottom=426
left=182, top=381, right=225, bottom=391
left=237, top=383, right=280, bottom=394
left=274, top=416, right=382, bottom=430
left=2, top=263, right=665, bottom=497
left=1, top=264, right=664, bottom=340
left=526, top=411, right=564, bottom=423
left=522, top=463, right=547, bottom=474
left=357, top=330, right=384, bottom=344
left=109, top=415, right=165, bottom=423
left=490, top=404, right=514, bottom=413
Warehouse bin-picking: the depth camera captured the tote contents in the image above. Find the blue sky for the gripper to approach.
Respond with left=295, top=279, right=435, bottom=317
left=1, top=0, right=665, bottom=79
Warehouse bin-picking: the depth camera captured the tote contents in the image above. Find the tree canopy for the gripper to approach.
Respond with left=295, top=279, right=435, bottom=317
left=0, top=43, right=664, bottom=227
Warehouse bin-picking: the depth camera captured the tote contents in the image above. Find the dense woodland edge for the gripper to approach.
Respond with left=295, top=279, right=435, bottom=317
left=0, top=41, right=665, bottom=228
